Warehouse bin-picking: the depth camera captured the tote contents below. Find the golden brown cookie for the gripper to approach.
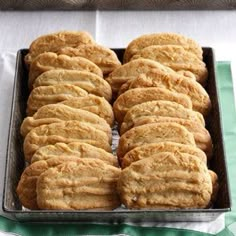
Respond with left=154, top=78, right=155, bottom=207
left=25, top=31, right=95, bottom=65
left=105, top=58, right=174, bottom=95
left=21, top=104, right=112, bottom=143
left=33, top=70, right=112, bottom=102
left=58, top=44, right=121, bottom=75
left=118, top=70, right=198, bottom=96
left=113, top=87, right=192, bottom=124
left=23, top=121, right=111, bottom=162
left=28, top=52, right=103, bottom=89
left=177, top=70, right=197, bottom=80
left=61, top=94, right=114, bottom=126
left=26, top=84, right=88, bottom=116
left=118, top=79, right=133, bottom=95
left=127, top=70, right=211, bottom=116
left=117, top=122, right=196, bottom=160
left=37, top=159, right=121, bottom=210
left=131, top=45, right=208, bottom=84
left=209, top=170, right=219, bottom=206
left=117, top=152, right=212, bottom=209
left=120, top=100, right=205, bottom=134
left=31, top=142, right=118, bottom=167
left=130, top=117, right=212, bottom=158
left=123, top=33, right=203, bottom=63
left=121, top=142, right=207, bottom=169
left=16, top=156, right=83, bottom=209
left=118, top=70, right=196, bottom=96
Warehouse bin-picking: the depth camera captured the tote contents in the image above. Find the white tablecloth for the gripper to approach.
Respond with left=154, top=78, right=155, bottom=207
left=0, top=10, right=235, bottom=235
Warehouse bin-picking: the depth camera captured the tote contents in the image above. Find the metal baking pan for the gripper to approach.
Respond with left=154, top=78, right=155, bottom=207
left=2, top=48, right=231, bottom=222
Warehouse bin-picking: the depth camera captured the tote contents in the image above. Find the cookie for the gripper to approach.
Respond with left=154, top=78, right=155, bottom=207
left=25, top=31, right=95, bottom=65
left=121, top=100, right=205, bottom=134
left=16, top=156, right=83, bottom=209
left=105, top=58, right=174, bottom=95
left=58, top=44, right=121, bottom=75
left=23, top=121, right=111, bottom=162
left=113, top=87, right=192, bottom=124
left=177, top=70, right=197, bottom=80
left=118, top=79, right=133, bottom=95
left=123, top=33, right=203, bottom=63
left=117, top=122, right=196, bottom=159
left=131, top=45, right=208, bottom=84
left=33, top=70, right=112, bottom=102
left=61, top=94, right=114, bottom=126
left=127, top=70, right=211, bottom=116
left=21, top=104, right=112, bottom=143
left=28, top=52, right=103, bottom=89
left=118, top=70, right=197, bottom=96
left=31, top=142, right=118, bottom=167
left=130, top=117, right=212, bottom=158
left=209, top=170, right=219, bottom=206
left=121, top=142, right=207, bottom=168
left=117, top=152, right=212, bottom=209
left=26, top=84, right=88, bottom=116
left=118, top=70, right=196, bottom=96
left=37, top=159, right=121, bottom=210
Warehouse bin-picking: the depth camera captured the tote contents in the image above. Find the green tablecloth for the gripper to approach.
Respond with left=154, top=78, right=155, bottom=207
left=0, top=62, right=235, bottom=236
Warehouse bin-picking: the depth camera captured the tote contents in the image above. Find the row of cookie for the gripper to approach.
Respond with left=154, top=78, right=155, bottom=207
left=26, top=70, right=113, bottom=115
left=25, top=30, right=121, bottom=111
left=109, top=33, right=212, bottom=157
left=26, top=36, right=121, bottom=115
left=25, top=31, right=121, bottom=115
left=22, top=31, right=120, bottom=160
left=114, top=34, right=218, bottom=209
left=123, top=33, right=208, bottom=85
left=21, top=102, right=114, bottom=162
left=18, top=95, right=119, bottom=210
left=111, top=72, right=212, bottom=161
left=115, top=106, right=218, bottom=209
left=106, top=33, right=208, bottom=100
left=25, top=31, right=121, bottom=76
left=17, top=31, right=122, bottom=210
left=116, top=100, right=212, bottom=163
left=22, top=31, right=120, bottom=157
left=27, top=49, right=121, bottom=94
left=17, top=142, right=121, bottom=210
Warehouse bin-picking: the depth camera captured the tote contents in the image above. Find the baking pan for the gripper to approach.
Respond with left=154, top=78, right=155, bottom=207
left=2, top=48, right=231, bottom=222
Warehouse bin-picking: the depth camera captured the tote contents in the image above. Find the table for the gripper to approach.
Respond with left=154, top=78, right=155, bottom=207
left=0, top=10, right=235, bottom=236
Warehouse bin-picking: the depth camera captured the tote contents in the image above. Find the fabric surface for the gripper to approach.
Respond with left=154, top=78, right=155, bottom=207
left=0, top=56, right=235, bottom=235
left=216, top=62, right=236, bottom=236
left=1, top=0, right=236, bottom=10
